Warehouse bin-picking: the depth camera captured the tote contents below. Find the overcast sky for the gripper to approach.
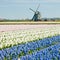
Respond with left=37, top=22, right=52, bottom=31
left=0, top=0, right=60, bottom=19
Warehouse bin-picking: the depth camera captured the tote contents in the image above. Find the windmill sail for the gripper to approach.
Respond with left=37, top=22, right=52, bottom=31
left=29, top=4, right=41, bottom=21
left=36, top=4, right=40, bottom=12
left=29, top=8, right=35, bottom=13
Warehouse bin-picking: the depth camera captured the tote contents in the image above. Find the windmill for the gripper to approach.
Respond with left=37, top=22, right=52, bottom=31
left=30, top=4, right=41, bottom=21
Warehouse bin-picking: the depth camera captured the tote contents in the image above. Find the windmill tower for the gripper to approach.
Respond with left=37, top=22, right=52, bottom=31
left=30, top=4, right=41, bottom=21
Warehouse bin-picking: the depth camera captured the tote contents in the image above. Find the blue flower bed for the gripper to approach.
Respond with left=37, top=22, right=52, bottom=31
left=0, top=35, right=60, bottom=60
left=20, top=43, right=60, bottom=60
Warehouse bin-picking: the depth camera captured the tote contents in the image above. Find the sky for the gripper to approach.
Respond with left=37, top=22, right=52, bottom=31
left=0, top=0, right=60, bottom=19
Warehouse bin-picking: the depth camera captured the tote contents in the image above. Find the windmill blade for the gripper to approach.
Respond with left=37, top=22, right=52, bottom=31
left=36, top=4, right=40, bottom=12
left=29, top=8, right=35, bottom=13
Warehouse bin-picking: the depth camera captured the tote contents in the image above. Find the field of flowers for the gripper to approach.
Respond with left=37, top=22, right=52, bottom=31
left=0, top=26, right=60, bottom=60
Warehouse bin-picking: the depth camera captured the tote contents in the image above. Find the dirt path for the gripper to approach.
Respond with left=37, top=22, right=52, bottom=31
left=0, top=24, right=60, bottom=32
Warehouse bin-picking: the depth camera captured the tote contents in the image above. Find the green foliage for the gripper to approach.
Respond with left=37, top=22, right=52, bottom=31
left=19, top=51, right=25, bottom=57
left=28, top=50, right=33, bottom=54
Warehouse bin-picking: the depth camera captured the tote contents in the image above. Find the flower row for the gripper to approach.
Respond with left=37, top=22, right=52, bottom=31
left=0, top=35, right=60, bottom=60
left=20, top=43, right=60, bottom=60
left=0, top=26, right=60, bottom=49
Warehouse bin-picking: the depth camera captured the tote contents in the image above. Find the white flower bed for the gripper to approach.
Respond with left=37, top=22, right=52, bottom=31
left=0, top=26, right=60, bottom=49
